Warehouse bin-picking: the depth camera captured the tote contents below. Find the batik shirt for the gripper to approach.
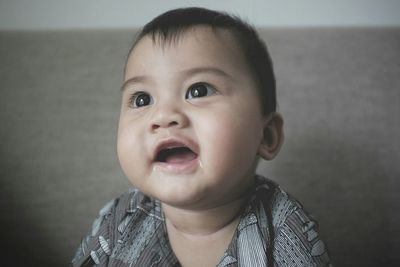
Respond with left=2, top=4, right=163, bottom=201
left=71, top=176, right=331, bottom=266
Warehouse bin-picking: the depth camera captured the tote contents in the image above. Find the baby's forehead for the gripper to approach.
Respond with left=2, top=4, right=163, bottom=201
left=133, top=26, right=243, bottom=56
left=126, top=27, right=251, bottom=78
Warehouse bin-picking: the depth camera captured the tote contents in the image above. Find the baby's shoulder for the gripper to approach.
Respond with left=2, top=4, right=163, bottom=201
left=255, top=176, right=332, bottom=266
left=71, top=188, right=148, bottom=266
left=88, top=187, right=145, bottom=232
left=255, top=176, right=304, bottom=227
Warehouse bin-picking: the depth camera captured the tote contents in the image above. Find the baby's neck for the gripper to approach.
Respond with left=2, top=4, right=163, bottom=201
left=162, top=195, right=248, bottom=236
left=162, top=195, right=249, bottom=267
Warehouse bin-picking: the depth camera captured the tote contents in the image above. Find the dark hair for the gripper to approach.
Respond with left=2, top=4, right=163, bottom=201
left=128, top=7, right=276, bottom=115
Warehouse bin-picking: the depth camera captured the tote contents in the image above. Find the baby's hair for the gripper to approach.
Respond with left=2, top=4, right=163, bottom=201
left=128, top=7, right=276, bottom=115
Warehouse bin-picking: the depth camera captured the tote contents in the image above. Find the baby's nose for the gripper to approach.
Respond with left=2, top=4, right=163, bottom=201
left=150, top=106, right=189, bottom=131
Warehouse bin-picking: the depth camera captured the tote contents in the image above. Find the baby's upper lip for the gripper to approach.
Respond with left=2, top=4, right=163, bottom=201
left=152, top=137, right=199, bottom=162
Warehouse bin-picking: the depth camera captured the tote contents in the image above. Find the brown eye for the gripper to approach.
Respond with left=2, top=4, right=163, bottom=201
left=186, top=83, right=216, bottom=99
left=130, top=92, right=153, bottom=108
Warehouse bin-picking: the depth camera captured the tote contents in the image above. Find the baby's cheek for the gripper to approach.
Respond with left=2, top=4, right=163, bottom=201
left=117, top=134, right=132, bottom=174
left=202, top=116, right=251, bottom=165
left=117, top=125, right=142, bottom=177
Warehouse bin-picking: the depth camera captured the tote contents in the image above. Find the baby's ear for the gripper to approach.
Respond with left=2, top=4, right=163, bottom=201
left=258, top=112, right=284, bottom=160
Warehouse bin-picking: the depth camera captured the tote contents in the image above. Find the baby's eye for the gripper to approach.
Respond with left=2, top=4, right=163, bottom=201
left=129, top=92, right=153, bottom=108
left=185, top=82, right=216, bottom=99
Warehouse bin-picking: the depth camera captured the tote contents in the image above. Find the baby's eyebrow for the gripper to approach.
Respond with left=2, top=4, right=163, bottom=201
left=121, top=66, right=233, bottom=92
left=120, top=75, right=149, bottom=92
left=180, top=66, right=233, bottom=80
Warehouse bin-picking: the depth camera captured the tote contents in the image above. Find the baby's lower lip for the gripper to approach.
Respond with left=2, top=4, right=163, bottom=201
left=153, top=155, right=199, bottom=173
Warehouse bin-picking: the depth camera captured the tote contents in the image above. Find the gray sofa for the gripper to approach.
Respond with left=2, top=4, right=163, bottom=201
left=0, top=28, right=399, bottom=266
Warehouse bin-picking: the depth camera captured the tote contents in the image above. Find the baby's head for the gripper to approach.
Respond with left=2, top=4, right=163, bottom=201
left=118, top=7, right=284, bottom=209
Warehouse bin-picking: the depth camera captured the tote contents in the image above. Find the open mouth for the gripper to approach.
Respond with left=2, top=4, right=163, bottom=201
left=155, top=146, right=198, bottom=164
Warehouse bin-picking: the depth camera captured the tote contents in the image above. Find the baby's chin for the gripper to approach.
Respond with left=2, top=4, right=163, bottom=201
left=144, top=183, right=214, bottom=210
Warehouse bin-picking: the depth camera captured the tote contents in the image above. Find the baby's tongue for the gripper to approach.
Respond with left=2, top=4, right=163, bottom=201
left=165, top=148, right=196, bottom=163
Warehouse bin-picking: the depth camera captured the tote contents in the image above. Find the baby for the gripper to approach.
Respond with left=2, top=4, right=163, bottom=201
left=72, top=7, right=331, bottom=267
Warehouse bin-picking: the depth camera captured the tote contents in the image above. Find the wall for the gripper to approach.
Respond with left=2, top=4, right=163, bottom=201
left=1, top=0, right=400, bottom=30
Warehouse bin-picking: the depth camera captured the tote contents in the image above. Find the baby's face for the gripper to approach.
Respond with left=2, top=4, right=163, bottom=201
left=118, top=26, right=266, bottom=209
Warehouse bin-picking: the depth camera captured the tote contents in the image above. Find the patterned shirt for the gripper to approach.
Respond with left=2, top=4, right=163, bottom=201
left=71, top=176, right=331, bottom=266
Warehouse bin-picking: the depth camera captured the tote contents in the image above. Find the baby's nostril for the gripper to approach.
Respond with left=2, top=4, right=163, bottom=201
left=151, top=120, right=179, bottom=131
left=169, top=121, right=179, bottom=127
